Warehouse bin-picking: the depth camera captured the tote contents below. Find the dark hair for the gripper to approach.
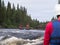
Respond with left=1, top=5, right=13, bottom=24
left=57, top=15, right=60, bottom=18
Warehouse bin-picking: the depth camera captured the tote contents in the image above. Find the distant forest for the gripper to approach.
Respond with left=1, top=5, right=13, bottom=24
left=0, top=0, right=54, bottom=30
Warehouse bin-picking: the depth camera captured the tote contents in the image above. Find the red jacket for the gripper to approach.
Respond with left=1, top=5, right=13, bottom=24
left=44, top=22, right=53, bottom=45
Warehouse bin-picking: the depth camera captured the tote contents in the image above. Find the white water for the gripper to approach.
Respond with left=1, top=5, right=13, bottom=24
left=0, top=29, right=44, bottom=45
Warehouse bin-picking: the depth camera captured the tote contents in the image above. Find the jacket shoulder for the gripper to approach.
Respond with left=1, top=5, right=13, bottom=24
left=46, top=22, right=52, bottom=27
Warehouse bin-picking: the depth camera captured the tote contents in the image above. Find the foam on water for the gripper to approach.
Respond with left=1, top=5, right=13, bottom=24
left=0, top=36, right=44, bottom=45
left=0, top=29, right=44, bottom=45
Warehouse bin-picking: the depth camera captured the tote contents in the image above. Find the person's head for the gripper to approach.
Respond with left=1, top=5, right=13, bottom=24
left=55, top=4, right=60, bottom=20
left=57, top=15, right=60, bottom=20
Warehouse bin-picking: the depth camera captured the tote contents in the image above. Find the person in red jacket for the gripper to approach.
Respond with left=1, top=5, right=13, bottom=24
left=44, top=14, right=60, bottom=45
left=44, top=1, right=60, bottom=45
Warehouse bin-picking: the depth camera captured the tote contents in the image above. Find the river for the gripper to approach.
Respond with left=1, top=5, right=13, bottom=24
left=0, top=29, right=45, bottom=45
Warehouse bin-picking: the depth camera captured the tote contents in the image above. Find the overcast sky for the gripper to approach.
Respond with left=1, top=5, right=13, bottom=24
left=4, top=0, right=58, bottom=22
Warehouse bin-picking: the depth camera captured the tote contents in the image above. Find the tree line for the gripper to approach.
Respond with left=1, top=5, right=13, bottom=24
left=0, top=0, right=42, bottom=29
left=1, top=0, right=55, bottom=30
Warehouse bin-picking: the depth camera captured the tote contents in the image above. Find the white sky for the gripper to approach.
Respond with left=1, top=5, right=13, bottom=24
left=4, top=0, right=58, bottom=22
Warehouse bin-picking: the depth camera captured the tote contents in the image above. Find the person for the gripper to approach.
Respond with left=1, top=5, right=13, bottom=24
left=44, top=14, right=60, bottom=45
left=44, top=2, right=60, bottom=45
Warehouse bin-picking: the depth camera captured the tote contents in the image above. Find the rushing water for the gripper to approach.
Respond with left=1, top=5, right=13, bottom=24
left=0, top=29, right=44, bottom=45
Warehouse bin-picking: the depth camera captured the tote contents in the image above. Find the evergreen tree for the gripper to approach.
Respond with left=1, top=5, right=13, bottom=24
left=1, top=1, right=6, bottom=27
left=0, top=0, right=6, bottom=27
left=11, top=4, right=15, bottom=24
left=5, top=2, right=12, bottom=28
left=0, top=0, right=2, bottom=25
left=0, top=0, right=45, bottom=29
left=0, top=0, right=1, bottom=8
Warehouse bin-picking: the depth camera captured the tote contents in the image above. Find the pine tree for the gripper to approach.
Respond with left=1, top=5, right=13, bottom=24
left=1, top=1, right=6, bottom=27
left=0, top=0, right=1, bottom=23
left=11, top=4, right=16, bottom=25
left=5, top=2, right=11, bottom=28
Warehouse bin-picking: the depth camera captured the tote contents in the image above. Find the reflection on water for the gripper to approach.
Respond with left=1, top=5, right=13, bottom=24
left=0, top=29, right=44, bottom=45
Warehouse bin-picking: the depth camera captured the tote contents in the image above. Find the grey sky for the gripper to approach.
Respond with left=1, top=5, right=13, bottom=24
left=4, top=0, right=57, bottom=22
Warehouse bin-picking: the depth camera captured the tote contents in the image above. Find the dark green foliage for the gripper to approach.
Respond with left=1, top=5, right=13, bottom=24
left=0, top=0, right=1, bottom=7
left=0, top=1, right=6, bottom=26
left=0, top=0, right=2, bottom=25
left=0, top=0, right=47, bottom=30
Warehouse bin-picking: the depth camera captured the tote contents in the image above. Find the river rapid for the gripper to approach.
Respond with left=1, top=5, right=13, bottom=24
left=0, top=29, right=44, bottom=45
